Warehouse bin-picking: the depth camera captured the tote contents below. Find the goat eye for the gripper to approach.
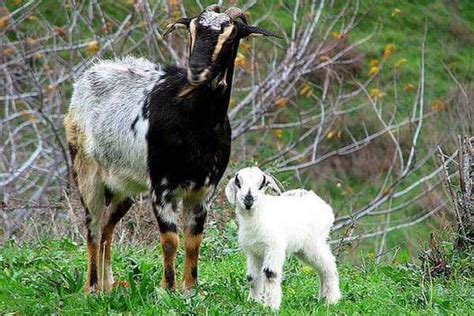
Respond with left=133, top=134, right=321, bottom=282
left=234, top=176, right=241, bottom=189
left=258, top=177, right=266, bottom=190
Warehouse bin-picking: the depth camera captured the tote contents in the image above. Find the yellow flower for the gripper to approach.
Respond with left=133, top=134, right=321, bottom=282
left=275, top=97, right=288, bottom=108
left=327, top=131, right=335, bottom=139
left=404, top=83, right=416, bottom=92
left=368, top=66, right=380, bottom=76
left=274, top=129, right=283, bottom=139
left=395, top=58, right=408, bottom=69
left=239, top=42, right=251, bottom=50
left=85, top=41, right=100, bottom=55
left=391, top=8, right=401, bottom=17
left=300, top=84, right=312, bottom=97
left=369, top=59, right=379, bottom=67
left=370, top=88, right=385, bottom=98
left=382, top=44, right=396, bottom=59
left=234, top=53, right=247, bottom=69
left=3, top=47, right=14, bottom=56
left=26, top=37, right=38, bottom=46
left=0, top=16, right=9, bottom=29
left=331, top=32, right=343, bottom=40
left=319, top=55, right=330, bottom=62
left=431, top=100, right=447, bottom=112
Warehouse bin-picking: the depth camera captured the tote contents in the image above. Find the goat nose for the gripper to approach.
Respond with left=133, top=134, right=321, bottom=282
left=244, top=194, right=254, bottom=209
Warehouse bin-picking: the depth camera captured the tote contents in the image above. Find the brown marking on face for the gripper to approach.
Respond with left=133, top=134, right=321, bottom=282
left=212, top=25, right=235, bottom=62
left=160, top=231, right=179, bottom=289
left=183, top=233, right=202, bottom=289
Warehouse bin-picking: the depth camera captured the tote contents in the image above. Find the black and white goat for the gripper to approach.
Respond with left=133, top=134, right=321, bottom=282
left=225, top=167, right=341, bottom=310
left=64, top=5, right=278, bottom=293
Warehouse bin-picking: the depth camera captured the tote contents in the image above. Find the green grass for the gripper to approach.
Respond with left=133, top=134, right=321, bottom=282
left=1, top=227, right=472, bottom=315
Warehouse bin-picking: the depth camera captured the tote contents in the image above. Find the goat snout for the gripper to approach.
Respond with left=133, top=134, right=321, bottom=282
left=244, top=193, right=254, bottom=209
left=187, top=66, right=211, bottom=85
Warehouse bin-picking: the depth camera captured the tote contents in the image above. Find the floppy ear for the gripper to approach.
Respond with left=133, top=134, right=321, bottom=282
left=225, top=177, right=237, bottom=205
left=162, top=17, right=192, bottom=37
left=239, top=24, right=282, bottom=39
left=264, top=173, right=282, bottom=195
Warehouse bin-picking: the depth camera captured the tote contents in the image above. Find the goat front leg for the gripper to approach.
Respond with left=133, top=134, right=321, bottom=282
left=246, top=253, right=263, bottom=302
left=182, top=202, right=207, bottom=290
left=153, top=192, right=179, bottom=289
left=261, top=247, right=285, bottom=310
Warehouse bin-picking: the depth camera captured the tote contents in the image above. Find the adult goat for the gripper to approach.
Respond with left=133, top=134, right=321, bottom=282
left=64, top=5, right=279, bottom=293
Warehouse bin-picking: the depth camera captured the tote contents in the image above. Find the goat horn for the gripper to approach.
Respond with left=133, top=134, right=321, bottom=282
left=206, top=4, right=221, bottom=12
left=225, top=7, right=248, bottom=24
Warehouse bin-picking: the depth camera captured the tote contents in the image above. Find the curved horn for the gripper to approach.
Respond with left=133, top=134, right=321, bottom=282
left=225, top=7, right=248, bottom=24
left=206, top=4, right=221, bottom=12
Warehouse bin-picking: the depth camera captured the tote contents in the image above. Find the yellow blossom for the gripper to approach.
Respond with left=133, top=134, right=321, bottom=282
left=404, top=83, right=416, bottom=92
left=431, top=100, right=447, bottom=112
left=382, top=43, right=396, bottom=59
left=239, top=42, right=251, bottom=50
left=234, top=53, right=247, bottom=69
left=370, top=88, right=385, bottom=98
left=300, top=84, right=312, bottom=97
left=331, top=32, right=343, bottom=40
left=85, top=41, right=100, bottom=55
left=391, top=8, right=401, bottom=17
left=275, top=97, right=289, bottom=108
left=369, top=59, right=379, bottom=67
left=395, top=58, right=408, bottom=69
left=368, top=66, right=380, bottom=76
left=274, top=129, right=283, bottom=139
left=0, top=16, right=9, bottom=29
left=319, top=55, right=330, bottom=62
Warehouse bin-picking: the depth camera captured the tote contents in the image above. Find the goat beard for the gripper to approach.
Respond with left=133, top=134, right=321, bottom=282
left=210, top=70, right=228, bottom=90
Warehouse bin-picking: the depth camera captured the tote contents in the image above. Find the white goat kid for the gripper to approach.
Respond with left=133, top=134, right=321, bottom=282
left=225, top=167, right=341, bottom=310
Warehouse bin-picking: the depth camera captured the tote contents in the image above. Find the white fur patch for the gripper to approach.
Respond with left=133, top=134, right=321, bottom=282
left=199, top=11, right=230, bottom=30
left=70, top=56, right=164, bottom=195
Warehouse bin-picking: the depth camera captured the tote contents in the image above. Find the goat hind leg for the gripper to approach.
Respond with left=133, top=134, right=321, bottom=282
left=303, top=241, right=341, bottom=304
left=99, top=197, right=133, bottom=292
left=77, top=177, right=105, bottom=293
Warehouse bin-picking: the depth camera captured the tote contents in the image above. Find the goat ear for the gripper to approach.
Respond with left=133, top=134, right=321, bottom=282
left=162, top=17, right=192, bottom=37
left=264, top=173, right=282, bottom=195
left=239, top=24, right=282, bottom=39
left=225, top=176, right=237, bottom=205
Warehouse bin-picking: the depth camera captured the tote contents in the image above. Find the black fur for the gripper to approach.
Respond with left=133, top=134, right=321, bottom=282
left=146, top=65, right=233, bottom=207
left=108, top=198, right=133, bottom=226
left=164, top=267, right=175, bottom=288
left=263, top=268, right=277, bottom=279
left=130, top=116, right=139, bottom=137
left=191, top=266, right=198, bottom=279
left=104, top=186, right=113, bottom=207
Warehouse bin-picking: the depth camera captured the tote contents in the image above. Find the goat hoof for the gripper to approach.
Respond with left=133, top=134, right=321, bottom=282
left=84, top=284, right=99, bottom=295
